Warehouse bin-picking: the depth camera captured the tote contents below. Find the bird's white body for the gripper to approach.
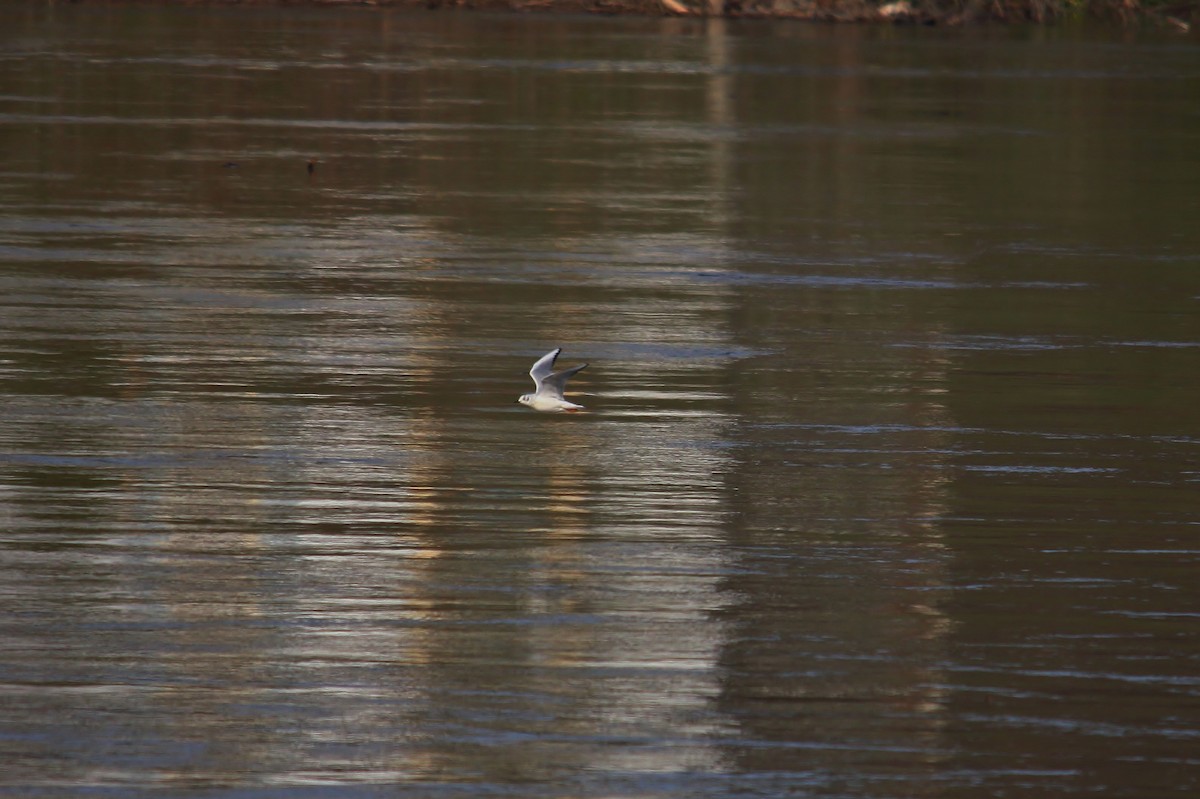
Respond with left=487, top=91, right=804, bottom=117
left=518, top=348, right=587, bottom=413
left=523, top=394, right=585, bottom=413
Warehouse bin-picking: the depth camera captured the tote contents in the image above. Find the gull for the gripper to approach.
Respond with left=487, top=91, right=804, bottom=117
left=517, top=348, right=588, bottom=413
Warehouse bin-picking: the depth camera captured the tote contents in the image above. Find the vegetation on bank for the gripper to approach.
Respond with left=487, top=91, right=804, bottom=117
left=74, top=0, right=1197, bottom=28
left=426, top=0, right=1193, bottom=27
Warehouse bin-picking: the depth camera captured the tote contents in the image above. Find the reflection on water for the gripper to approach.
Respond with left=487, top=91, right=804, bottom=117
left=2, top=5, right=1200, bottom=798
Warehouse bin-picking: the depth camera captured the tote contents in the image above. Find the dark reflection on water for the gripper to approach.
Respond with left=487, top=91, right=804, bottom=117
left=2, top=4, right=1200, bottom=797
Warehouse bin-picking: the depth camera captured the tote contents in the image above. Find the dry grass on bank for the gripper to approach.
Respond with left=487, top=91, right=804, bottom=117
left=65, top=0, right=1197, bottom=29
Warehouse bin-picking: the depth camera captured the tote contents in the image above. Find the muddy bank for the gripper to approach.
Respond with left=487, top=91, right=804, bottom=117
left=61, top=0, right=1197, bottom=27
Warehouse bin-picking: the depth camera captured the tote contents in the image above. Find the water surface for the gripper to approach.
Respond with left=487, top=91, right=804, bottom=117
left=2, top=6, right=1199, bottom=797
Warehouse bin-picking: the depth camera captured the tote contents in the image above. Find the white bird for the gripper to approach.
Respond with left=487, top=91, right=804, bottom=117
left=517, top=348, right=588, bottom=413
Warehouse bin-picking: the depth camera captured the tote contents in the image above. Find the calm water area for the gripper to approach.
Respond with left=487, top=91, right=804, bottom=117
left=2, top=4, right=1199, bottom=797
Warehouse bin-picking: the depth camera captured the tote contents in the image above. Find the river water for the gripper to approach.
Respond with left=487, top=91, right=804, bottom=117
left=2, top=5, right=1199, bottom=797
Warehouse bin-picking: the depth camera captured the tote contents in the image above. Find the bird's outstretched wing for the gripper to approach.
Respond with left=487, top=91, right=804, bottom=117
left=529, top=348, right=562, bottom=393
left=541, top=362, right=587, bottom=400
left=529, top=348, right=587, bottom=400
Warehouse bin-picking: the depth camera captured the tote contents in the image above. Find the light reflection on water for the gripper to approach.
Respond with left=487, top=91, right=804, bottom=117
left=3, top=4, right=1200, bottom=798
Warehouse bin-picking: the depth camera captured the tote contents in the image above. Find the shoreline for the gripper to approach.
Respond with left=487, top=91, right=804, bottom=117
left=51, top=0, right=1197, bottom=27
